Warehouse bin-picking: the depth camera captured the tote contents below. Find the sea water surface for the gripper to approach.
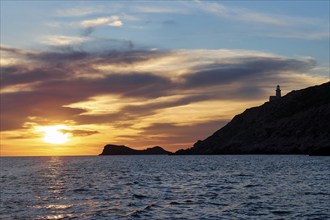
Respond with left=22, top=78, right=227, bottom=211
left=1, top=155, right=329, bottom=219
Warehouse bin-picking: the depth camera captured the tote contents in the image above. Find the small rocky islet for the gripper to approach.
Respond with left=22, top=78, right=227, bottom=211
left=99, top=145, right=170, bottom=155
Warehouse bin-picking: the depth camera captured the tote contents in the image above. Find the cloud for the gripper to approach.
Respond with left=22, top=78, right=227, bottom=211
left=120, top=13, right=140, bottom=21
left=266, top=31, right=330, bottom=41
left=183, top=57, right=317, bottom=88
left=4, top=128, right=98, bottom=140
left=4, top=131, right=42, bottom=140
left=80, top=16, right=123, bottom=28
left=133, top=6, right=188, bottom=14
left=235, top=10, right=296, bottom=26
left=0, top=45, right=172, bottom=131
left=1, top=45, right=36, bottom=57
left=56, top=6, right=105, bottom=17
left=40, top=35, right=90, bottom=46
left=197, top=1, right=329, bottom=40
left=199, top=2, right=322, bottom=27
left=62, top=129, right=99, bottom=137
left=78, top=16, right=123, bottom=36
left=1, top=82, right=40, bottom=94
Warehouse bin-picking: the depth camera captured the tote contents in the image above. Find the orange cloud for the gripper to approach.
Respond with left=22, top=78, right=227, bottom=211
left=1, top=43, right=328, bottom=156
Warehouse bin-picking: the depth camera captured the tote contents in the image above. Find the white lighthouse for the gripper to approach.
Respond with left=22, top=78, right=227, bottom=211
left=269, top=85, right=282, bottom=102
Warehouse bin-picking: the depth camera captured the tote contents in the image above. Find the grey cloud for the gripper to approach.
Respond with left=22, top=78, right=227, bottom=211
left=33, top=50, right=89, bottom=63
left=81, top=26, right=96, bottom=36
left=1, top=46, right=35, bottom=57
left=1, top=67, right=68, bottom=87
left=1, top=44, right=168, bottom=65
left=184, top=57, right=316, bottom=88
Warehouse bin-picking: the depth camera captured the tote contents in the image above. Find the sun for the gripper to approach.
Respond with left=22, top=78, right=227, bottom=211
left=40, top=125, right=72, bottom=144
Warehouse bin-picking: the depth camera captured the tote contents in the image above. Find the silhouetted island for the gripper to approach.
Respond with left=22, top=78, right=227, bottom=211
left=99, top=144, right=170, bottom=155
left=175, top=82, right=330, bottom=156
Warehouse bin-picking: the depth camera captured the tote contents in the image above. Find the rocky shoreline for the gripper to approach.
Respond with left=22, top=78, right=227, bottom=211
left=175, top=82, right=330, bottom=156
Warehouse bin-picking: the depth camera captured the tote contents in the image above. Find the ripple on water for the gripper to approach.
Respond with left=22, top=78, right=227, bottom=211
left=1, top=155, right=329, bottom=219
left=132, top=194, right=148, bottom=199
left=73, top=188, right=90, bottom=192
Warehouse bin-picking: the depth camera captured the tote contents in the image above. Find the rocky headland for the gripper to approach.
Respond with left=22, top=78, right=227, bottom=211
left=175, top=82, right=330, bottom=156
left=99, top=145, right=171, bottom=155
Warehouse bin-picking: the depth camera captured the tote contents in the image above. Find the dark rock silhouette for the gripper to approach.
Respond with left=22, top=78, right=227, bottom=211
left=175, top=82, right=330, bottom=156
left=99, top=144, right=170, bottom=155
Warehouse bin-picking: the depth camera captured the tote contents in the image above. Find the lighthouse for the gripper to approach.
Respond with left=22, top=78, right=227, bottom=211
left=276, top=85, right=281, bottom=98
left=269, top=85, right=282, bottom=102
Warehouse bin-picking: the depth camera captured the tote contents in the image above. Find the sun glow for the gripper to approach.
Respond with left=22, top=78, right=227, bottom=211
left=39, top=125, right=72, bottom=144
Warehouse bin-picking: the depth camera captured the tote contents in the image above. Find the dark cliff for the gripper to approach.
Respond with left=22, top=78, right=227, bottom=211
left=176, top=82, right=330, bottom=156
left=99, top=145, right=170, bottom=155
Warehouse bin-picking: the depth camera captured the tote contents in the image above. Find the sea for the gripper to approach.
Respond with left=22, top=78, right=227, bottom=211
left=0, top=155, right=329, bottom=219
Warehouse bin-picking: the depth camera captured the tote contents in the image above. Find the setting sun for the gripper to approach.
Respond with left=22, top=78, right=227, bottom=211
left=39, top=125, right=71, bottom=144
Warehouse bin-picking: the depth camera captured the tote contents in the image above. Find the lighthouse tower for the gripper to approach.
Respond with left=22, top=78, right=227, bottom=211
left=269, top=85, right=282, bottom=102
left=276, top=85, right=281, bottom=98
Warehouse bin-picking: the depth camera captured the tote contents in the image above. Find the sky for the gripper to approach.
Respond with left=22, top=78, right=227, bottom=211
left=1, top=0, right=329, bottom=156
